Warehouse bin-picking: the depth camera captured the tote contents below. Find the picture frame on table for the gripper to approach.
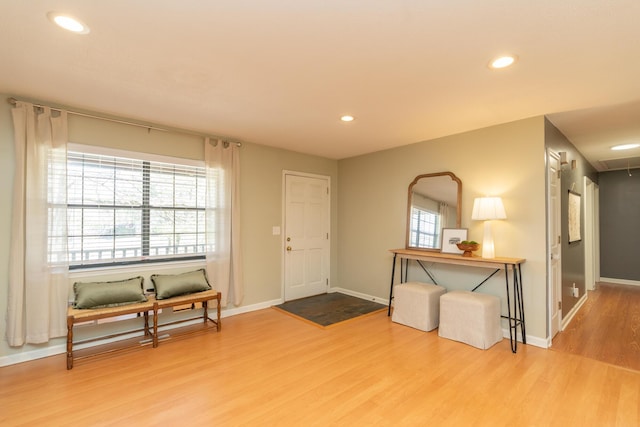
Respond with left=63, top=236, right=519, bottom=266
left=441, top=228, right=468, bottom=254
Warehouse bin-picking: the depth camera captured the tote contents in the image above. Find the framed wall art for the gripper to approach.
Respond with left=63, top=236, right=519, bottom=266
left=568, top=190, right=581, bottom=243
left=441, top=228, right=468, bottom=254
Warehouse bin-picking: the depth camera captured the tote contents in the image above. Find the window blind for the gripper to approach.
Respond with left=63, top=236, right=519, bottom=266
left=62, top=151, right=207, bottom=267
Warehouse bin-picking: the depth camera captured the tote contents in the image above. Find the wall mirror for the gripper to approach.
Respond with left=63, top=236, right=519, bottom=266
left=406, top=172, right=462, bottom=251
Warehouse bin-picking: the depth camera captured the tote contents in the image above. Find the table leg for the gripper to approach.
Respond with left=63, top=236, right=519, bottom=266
left=402, top=258, right=408, bottom=283
left=504, top=263, right=517, bottom=353
left=388, top=253, right=398, bottom=316
left=516, top=265, right=526, bottom=344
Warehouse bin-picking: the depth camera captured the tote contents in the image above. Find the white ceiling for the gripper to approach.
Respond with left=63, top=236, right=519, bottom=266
left=2, top=1, right=640, bottom=170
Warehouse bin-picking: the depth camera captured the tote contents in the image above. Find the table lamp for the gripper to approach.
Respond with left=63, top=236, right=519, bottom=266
left=471, top=197, right=507, bottom=259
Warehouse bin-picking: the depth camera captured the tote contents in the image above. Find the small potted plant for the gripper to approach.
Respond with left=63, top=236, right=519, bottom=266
left=456, top=240, right=479, bottom=257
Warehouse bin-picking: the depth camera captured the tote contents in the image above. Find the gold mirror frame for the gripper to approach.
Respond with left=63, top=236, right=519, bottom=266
left=405, top=172, right=462, bottom=251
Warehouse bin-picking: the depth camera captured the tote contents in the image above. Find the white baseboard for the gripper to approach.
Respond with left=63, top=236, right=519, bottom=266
left=524, top=335, right=549, bottom=349
left=0, top=344, right=68, bottom=367
left=599, top=277, right=640, bottom=287
left=561, top=292, right=588, bottom=331
left=0, top=298, right=282, bottom=367
left=220, top=298, right=283, bottom=318
left=329, top=287, right=389, bottom=306
left=500, top=329, right=548, bottom=349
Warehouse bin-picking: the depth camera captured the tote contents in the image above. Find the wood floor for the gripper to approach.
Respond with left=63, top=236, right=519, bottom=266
left=551, top=282, right=640, bottom=371
left=1, top=305, right=639, bottom=426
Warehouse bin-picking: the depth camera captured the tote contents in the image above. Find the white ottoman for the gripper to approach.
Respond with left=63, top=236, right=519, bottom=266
left=392, top=282, right=447, bottom=331
left=438, top=291, right=502, bottom=349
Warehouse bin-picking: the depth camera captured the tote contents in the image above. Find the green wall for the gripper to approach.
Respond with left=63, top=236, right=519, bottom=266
left=0, top=94, right=338, bottom=363
left=337, top=117, right=549, bottom=341
left=239, top=142, right=339, bottom=305
left=0, top=93, right=550, bottom=364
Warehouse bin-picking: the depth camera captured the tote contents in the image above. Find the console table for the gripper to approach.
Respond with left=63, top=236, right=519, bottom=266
left=388, top=248, right=526, bottom=353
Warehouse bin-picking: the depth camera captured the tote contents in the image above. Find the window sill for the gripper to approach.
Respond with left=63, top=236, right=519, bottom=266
left=69, top=259, right=206, bottom=280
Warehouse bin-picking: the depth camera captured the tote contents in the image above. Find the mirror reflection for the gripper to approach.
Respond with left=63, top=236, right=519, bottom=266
left=406, top=172, right=461, bottom=250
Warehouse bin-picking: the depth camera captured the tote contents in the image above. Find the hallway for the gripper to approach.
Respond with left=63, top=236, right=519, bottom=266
left=551, top=282, right=640, bottom=372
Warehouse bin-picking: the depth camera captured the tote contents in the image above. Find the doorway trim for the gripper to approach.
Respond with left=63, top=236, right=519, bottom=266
left=547, top=149, right=563, bottom=343
left=583, top=176, right=600, bottom=291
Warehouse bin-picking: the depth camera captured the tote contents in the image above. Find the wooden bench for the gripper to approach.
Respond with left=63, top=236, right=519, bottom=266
left=66, top=290, right=221, bottom=369
left=152, top=290, right=221, bottom=347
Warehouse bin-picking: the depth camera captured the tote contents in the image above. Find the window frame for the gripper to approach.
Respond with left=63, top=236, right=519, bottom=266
left=409, top=206, right=440, bottom=248
left=65, top=143, right=207, bottom=270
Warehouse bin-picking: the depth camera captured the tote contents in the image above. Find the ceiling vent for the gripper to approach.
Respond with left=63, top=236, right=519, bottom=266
left=597, top=156, right=640, bottom=171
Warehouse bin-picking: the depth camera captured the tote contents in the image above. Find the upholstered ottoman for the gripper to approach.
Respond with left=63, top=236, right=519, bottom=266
left=438, top=290, right=502, bottom=349
left=392, top=282, right=447, bottom=331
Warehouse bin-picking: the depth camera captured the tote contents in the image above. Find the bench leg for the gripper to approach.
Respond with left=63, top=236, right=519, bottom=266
left=216, top=293, right=221, bottom=331
left=144, top=311, right=150, bottom=336
left=66, top=317, right=73, bottom=370
left=153, top=304, right=159, bottom=348
left=203, top=301, right=208, bottom=324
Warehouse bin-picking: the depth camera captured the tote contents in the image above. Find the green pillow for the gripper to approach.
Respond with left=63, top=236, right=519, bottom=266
left=73, top=276, right=147, bottom=309
left=151, top=269, right=212, bottom=300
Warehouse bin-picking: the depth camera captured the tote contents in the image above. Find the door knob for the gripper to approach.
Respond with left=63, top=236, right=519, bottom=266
left=286, top=246, right=292, bottom=252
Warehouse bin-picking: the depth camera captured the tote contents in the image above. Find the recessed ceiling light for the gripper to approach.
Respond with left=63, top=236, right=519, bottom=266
left=340, top=115, right=355, bottom=122
left=611, top=143, right=640, bottom=151
left=47, top=12, right=90, bottom=34
left=489, top=55, right=517, bottom=69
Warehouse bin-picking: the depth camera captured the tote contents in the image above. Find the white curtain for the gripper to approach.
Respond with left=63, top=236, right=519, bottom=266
left=7, top=102, right=69, bottom=346
left=205, top=138, right=244, bottom=307
left=439, top=202, right=449, bottom=229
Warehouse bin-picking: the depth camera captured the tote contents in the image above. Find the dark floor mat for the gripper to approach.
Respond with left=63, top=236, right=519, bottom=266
left=273, top=292, right=386, bottom=328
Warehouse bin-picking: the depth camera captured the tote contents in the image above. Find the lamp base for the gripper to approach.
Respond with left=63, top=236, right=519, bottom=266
left=481, top=220, right=495, bottom=259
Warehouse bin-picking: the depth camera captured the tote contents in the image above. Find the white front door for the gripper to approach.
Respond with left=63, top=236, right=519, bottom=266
left=283, top=172, right=330, bottom=301
left=548, top=151, right=562, bottom=339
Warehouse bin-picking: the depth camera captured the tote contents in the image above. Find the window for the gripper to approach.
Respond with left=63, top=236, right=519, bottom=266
left=409, top=207, right=439, bottom=248
left=59, top=148, right=207, bottom=268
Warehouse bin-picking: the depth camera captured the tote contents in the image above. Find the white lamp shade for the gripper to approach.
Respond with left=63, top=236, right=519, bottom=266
left=471, top=197, right=507, bottom=221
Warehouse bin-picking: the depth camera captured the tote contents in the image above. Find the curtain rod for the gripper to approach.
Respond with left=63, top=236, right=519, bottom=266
left=7, top=97, right=241, bottom=147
